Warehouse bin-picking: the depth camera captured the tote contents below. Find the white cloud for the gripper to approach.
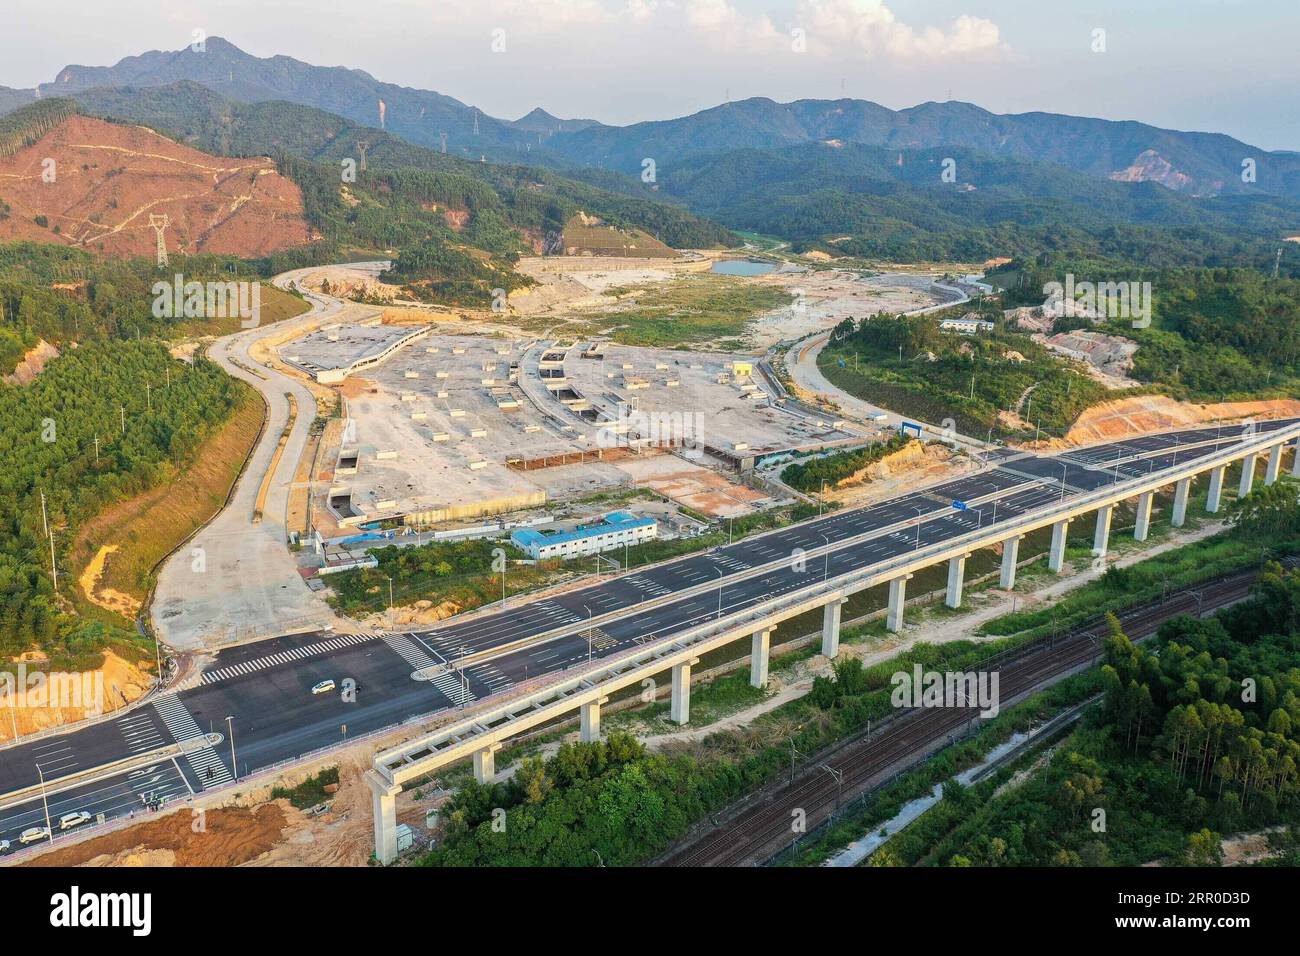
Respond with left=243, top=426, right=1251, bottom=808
left=795, top=0, right=1008, bottom=59
left=683, top=0, right=783, bottom=52
left=423, top=0, right=1005, bottom=60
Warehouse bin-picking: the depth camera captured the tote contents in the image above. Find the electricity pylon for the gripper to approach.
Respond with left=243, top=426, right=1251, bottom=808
left=148, top=213, right=170, bottom=268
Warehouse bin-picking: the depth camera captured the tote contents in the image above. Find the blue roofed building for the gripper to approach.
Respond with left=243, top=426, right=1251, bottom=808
left=510, top=511, right=658, bottom=560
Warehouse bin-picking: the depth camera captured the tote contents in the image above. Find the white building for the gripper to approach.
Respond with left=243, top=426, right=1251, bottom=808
left=939, top=316, right=995, bottom=335
left=510, top=511, right=658, bottom=560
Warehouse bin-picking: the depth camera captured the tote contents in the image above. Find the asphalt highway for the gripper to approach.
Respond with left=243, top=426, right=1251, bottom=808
left=1, top=418, right=1293, bottom=852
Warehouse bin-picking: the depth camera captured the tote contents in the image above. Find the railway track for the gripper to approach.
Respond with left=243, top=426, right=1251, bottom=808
left=656, top=564, right=1266, bottom=867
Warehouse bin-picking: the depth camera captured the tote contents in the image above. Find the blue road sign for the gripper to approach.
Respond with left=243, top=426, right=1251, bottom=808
left=952, top=499, right=968, bottom=511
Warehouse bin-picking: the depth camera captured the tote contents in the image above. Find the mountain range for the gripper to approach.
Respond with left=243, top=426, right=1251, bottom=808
left=0, top=36, right=1297, bottom=278
left=7, top=36, right=1297, bottom=203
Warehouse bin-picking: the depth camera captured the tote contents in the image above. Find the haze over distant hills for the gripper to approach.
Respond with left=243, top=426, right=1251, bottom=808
left=11, top=37, right=1299, bottom=203
left=1, top=36, right=1297, bottom=278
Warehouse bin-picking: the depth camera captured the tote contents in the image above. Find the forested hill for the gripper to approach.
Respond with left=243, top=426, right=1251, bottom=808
left=541, top=96, right=1300, bottom=201
left=651, top=142, right=1300, bottom=273
left=39, top=36, right=539, bottom=160
left=68, top=82, right=726, bottom=248
left=0, top=340, right=242, bottom=666
left=30, top=38, right=1300, bottom=202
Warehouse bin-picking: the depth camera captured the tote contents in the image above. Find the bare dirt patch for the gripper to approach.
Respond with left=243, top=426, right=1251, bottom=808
left=2, top=338, right=59, bottom=384
left=1, top=650, right=153, bottom=740
left=1064, top=396, right=1300, bottom=445
left=825, top=442, right=978, bottom=509
left=0, top=115, right=310, bottom=259
left=21, top=804, right=289, bottom=868
left=614, top=454, right=774, bottom=517
left=78, top=544, right=141, bottom=618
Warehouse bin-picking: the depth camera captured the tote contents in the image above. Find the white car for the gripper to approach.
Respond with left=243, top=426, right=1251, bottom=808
left=58, top=811, right=91, bottom=831
left=311, top=679, right=336, bottom=695
left=0, top=838, right=10, bottom=854
left=19, top=826, right=49, bottom=844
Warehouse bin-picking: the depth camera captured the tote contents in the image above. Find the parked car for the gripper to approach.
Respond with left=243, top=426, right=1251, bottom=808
left=19, top=826, right=49, bottom=844
left=58, top=811, right=91, bottom=831
left=311, top=679, right=336, bottom=695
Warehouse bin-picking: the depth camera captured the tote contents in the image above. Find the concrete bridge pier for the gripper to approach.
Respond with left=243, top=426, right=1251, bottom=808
left=1171, top=477, right=1192, bottom=527
left=1134, top=491, right=1154, bottom=542
left=580, top=697, right=608, bottom=743
left=999, top=535, right=1024, bottom=590
left=366, top=770, right=401, bottom=865
left=1206, top=465, right=1226, bottom=513
left=1049, top=518, right=1071, bottom=573
left=670, top=658, right=698, bottom=725
left=945, top=553, right=969, bottom=609
left=1093, top=505, right=1113, bottom=558
left=473, top=743, right=502, bottom=783
left=750, top=629, right=773, bottom=688
left=821, top=598, right=846, bottom=659
left=1292, top=439, right=1300, bottom=477
left=887, top=574, right=911, bottom=632
left=1266, top=443, right=1284, bottom=485
left=1239, top=452, right=1257, bottom=498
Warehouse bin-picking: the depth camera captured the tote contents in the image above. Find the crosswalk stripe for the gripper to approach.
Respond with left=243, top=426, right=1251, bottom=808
left=151, top=693, right=234, bottom=790
left=427, top=669, right=476, bottom=707
left=382, top=633, right=438, bottom=670
left=195, top=631, right=380, bottom=686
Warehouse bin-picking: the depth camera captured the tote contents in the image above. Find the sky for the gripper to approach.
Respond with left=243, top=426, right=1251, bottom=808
left=2, top=0, right=1298, bottom=150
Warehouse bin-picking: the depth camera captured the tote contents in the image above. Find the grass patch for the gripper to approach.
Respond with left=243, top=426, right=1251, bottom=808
left=327, top=539, right=571, bottom=618
left=169, top=282, right=308, bottom=338
left=591, top=274, right=791, bottom=349
left=979, top=531, right=1272, bottom=640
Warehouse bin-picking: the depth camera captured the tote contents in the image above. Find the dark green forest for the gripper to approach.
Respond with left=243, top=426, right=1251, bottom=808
left=654, top=143, right=1300, bottom=275
left=821, top=309, right=1110, bottom=437
left=0, top=340, right=240, bottom=665
left=890, top=562, right=1300, bottom=867
left=997, top=258, right=1300, bottom=400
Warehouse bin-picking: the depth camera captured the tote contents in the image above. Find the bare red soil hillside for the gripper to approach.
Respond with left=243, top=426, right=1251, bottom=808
left=0, top=115, right=311, bottom=258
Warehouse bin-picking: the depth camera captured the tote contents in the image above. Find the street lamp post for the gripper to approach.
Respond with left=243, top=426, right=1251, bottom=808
left=584, top=605, right=594, bottom=665
left=36, top=763, right=53, bottom=842
left=912, top=504, right=927, bottom=550
left=225, top=715, right=237, bottom=782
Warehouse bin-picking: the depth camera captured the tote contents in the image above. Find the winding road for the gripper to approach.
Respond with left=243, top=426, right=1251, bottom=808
left=150, top=264, right=387, bottom=652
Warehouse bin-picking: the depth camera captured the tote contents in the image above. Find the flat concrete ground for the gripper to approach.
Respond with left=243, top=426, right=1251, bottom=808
left=148, top=268, right=381, bottom=651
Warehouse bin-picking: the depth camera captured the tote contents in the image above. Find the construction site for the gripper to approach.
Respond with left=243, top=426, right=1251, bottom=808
left=285, top=321, right=873, bottom=558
